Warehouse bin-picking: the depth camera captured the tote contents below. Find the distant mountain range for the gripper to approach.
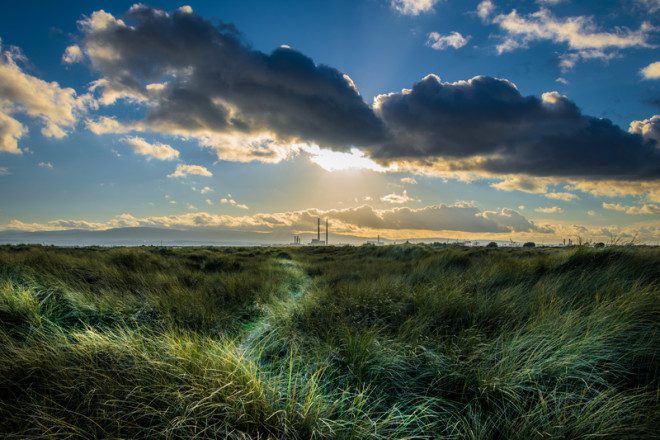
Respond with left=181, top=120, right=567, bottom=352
left=0, top=226, right=404, bottom=247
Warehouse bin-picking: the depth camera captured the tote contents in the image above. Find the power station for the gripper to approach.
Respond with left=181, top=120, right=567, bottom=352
left=293, top=217, right=329, bottom=246
left=310, top=218, right=328, bottom=245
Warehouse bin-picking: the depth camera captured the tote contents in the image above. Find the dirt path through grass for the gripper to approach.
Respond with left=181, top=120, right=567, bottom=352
left=237, top=257, right=310, bottom=354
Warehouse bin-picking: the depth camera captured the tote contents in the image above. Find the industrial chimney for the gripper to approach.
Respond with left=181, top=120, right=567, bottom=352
left=317, top=218, right=320, bottom=241
left=326, top=219, right=329, bottom=245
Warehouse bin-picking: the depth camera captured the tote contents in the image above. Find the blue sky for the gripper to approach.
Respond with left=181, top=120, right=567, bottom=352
left=0, top=0, right=658, bottom=243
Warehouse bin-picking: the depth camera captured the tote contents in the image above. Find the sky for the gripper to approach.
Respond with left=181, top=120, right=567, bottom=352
left=0, top=0, right=658, bottom=244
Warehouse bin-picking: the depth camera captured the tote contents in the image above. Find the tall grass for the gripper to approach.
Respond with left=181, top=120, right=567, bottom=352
left=0, top=244, right=658, bottom=438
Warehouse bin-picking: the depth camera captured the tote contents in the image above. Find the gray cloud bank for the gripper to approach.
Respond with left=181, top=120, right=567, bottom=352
left=76, top=5, right=658, bottom=181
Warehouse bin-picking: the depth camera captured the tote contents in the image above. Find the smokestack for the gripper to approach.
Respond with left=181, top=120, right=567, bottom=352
left=317, top=218, right=320, bottom=241
left=326, top=219, right=328, bottom=245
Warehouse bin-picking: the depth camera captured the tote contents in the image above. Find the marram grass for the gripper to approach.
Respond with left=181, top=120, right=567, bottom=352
left=0, top=244, right=657, bottom=438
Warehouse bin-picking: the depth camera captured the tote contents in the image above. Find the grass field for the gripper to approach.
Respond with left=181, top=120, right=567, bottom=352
left=0, top=244, right=658, bottom=439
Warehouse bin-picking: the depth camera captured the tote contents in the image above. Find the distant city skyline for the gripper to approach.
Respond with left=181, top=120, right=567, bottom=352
left=0, top=0, right=658, bottom=243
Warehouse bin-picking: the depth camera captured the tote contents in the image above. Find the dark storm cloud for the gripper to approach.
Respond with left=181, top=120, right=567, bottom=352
left=79, top=5, right=659, bottom=181
left=81, top=4, right=385, bottom=146
left=373, top=74, right=659, bottom=179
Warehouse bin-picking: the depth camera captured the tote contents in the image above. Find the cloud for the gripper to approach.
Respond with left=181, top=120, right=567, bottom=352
left=427, top=32, right=470, bottom=50
left=636, top=0, right=660, bottom=13
left=390, top=0, right=439, bottom=16
left=490, top=175, right=553, bottom=194
left=193, top=186, right=213, bottom=194
left=122, top=136, right=179, bottom=160
left=0, top=44, right=88, bottom=153
left=641, top=61, right=660, bottom=79
left=0, top=110, right=26, bottom=154
left=62, top=45, right=83, bottom=64
left=381, top=190, right=415, bottom=204
left=168, top=164, right=212, bottom=178
left=486, top=6, right=655, bottom=69
left=485, top=174, right=660, bottom=204
left=566, top=179, right=660, bottom=204
left=535, top=206, right=563, bottom=213
left=70, top=5, right=660, bottom=191
left=558, top=49, right=619, bottom=72
left=476, top=1, right=495, bottom=22
left=302, top=144, right=386, bottom=172
left=1, top=203, right=549, bottom=236
left=38, top=161, right=53, bottom=169
left=545, top=192, right=579, bottom=201
left=602, top=202, right=659, bottom=215
left=76, top=5, right=384, bottom=151
left=85, top=116, right=132, bottom=135
left=195, top=132, right=302, bottom=164
left=372, top=75, right=659, bottom=180
left=629, top=115, right=659, bottom=145
left=0, top=166, right=9, bottom=175
left=492, top=7, right=654, bottom=52
left=220, top=194, right=249, bottom=210
left=400, top=177, right=417, bottom=184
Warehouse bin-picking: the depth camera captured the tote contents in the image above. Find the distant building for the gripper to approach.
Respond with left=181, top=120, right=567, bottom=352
left=365, top=234, right=385, bottom=246
left=309, top=218, right=328, bottom=245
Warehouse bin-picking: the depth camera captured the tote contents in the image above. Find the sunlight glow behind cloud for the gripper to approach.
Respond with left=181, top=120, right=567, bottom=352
left=303, top=145, right=390, bottom=173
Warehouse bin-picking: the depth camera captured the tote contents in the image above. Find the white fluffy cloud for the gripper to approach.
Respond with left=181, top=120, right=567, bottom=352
left=535, top=206, right=563, bottom=213
left=492, top=8, right=654, bottom=53
left=629, top=115, right=659, bottom=145
left=477, top=0, right=495, bottom=22
left=641, top=61, right=660, bottom=79
left=566, top=180, right=660, bottom=204
left=602, top=202, right=659, bottom=215
left=427, top=32, right=470, bottom=50
left=86, top=116, right=132, bottom=135
left=62, top=45, right=84, bottom=64
left=0, top=43, right=88, bottom=153
left=220, top=194, right=249, bottom=210
left=193, top=186, right=213, bottom=194
left=545, top=192, right=579, bottom=201
left=0, top=110, right=26, bottom=154
left=168, top=164, right=212, bottom=178
left=390, top=0, right=439, bottom=15
left=381, top=190, right=415, bottom=204
left=122, top=136, right=179, bottom=160
left=485, top=5, right=655, bottom=70
left=490, top=175, right=554, bottom=194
